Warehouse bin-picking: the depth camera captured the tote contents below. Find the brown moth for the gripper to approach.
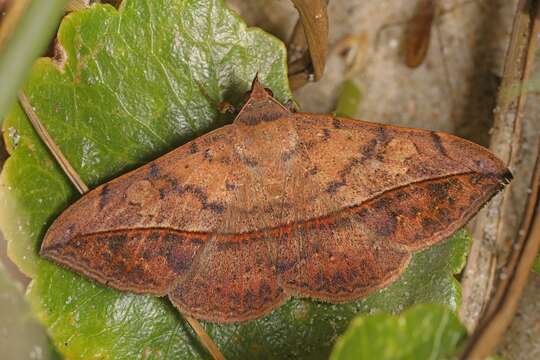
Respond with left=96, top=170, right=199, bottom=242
left=41, top=77, right=511, bottom=323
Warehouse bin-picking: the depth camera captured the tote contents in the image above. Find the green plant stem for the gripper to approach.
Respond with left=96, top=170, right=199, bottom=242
left=0, top=0, right=70, bottom=121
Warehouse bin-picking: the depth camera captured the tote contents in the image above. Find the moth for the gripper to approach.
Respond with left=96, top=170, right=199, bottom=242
left=41, top=77, right=511, bottom=323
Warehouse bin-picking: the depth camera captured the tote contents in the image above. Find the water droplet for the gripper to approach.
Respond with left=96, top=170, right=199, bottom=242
left=7, top=127, right=20, bottom=147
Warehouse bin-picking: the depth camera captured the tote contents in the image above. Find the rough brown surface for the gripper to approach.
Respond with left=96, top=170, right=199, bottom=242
left=40, top=79, right=510, bottom=323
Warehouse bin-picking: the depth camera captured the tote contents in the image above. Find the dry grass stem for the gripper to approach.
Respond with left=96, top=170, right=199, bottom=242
left=460, top=0, right=540, bottom=332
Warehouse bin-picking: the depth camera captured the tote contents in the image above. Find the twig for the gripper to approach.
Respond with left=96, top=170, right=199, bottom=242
left=403, top=0, right=436, bottom=68
left=460, top=0, right=540, bottom=331
left=18, top=92, right=88, bottom=194
left=374, top=0, right=483, bottom=51
left=19, top=92, right=226, bottom=360
left=184, top=316, right=225, bottom=360
left=288, top=0, right=328, bottom=83
left=460, top=141, right=540, bottom=359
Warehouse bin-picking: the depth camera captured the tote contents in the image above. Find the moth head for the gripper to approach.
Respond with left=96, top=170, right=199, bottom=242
left=249, top=74, right=274, bottom=99
left=233, top=75, right=290, bottom=126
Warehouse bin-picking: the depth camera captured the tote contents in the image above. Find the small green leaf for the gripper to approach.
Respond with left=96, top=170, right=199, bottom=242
left=533, top=256, right=540, bottom=276
left=0, top=0, right=471, bottom=359
left=334, top=80, right=362, bottom=118
left=330, top=304, right=467, bottom=360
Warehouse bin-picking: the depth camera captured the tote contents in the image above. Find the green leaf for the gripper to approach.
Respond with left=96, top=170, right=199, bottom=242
left=334, top=80, right=362, bottom=118
left=534, top=256, right=540, bottom=276
left=0, top=0, right=471, bottom=359
left=330, top=304, right=467, bottom=360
